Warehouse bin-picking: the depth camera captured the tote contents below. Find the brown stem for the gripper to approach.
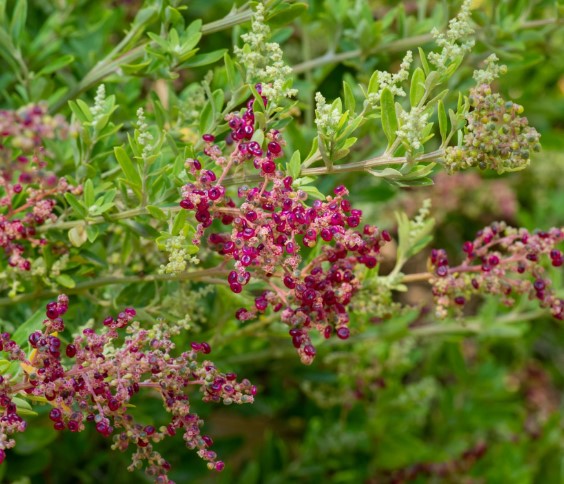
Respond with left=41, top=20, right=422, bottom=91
left=401, top=272, right=432, bottom=283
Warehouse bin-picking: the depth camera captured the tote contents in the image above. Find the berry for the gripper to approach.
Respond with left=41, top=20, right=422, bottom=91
left=49, top=408, right=63, bottom=422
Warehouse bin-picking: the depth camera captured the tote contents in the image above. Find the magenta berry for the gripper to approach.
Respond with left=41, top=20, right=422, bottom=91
left=49, top=408, right=63, bottom=422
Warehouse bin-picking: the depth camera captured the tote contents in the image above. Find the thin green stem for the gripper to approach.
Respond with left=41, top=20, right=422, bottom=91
left=0, top=268, right=228, bottom=307
left=292, top=34, right=434, bottom=74
left=201, top=9, right=253, bottom=34
left=300, top=148, right=444, bottom=176
left=37, top=205, right=182, bottom=232
left=292, top=18, right=562, bottom=75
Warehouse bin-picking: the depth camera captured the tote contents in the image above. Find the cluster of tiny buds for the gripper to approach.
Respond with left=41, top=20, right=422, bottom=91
left=0, top=104, right=80, bottom=270
left=0, top=295, right=254, bottom=482
left=445, top=84, right=541, bottom=174
left=179, top=87, right=390, bottom=364
left=428, top=222, right=564, bottom=319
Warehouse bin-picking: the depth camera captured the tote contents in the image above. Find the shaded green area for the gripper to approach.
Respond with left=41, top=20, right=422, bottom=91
left=0, top=0, right=563, bottom=483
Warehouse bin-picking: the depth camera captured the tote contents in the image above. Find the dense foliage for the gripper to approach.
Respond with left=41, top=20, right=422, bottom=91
left=0, top=0, right=563, bottom=482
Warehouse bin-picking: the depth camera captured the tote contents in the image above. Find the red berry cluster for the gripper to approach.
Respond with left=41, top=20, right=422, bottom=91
left=0, top=296, right=254, bottom=483
left=0, top=104, right=79, bottom=270
left=429, top=222, right=564, bottom=318
left=179, top=87, right=389, bottom=364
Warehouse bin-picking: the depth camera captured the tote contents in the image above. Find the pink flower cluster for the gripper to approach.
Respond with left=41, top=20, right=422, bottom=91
left=180, top=86, right=390, bottom=364
left=0, top=104, right=79, bottom=270
left=0, top=296, right=255, bottom=483
left=429, top=222, right=564, bottom=318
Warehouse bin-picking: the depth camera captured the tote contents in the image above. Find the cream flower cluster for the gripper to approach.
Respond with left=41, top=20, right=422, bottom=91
left=428, top=0, right=475, bottom=69
left=159, top=235, right=199, bottom=275
left=473, top=54, right=508, bottom=85
left=314, top=92, right=342, bottom=137
left=367, top=50, right=413, bottom=107
left=234, top=3, right=297, bottom=106
left=396, top=105, right=429, bottom=151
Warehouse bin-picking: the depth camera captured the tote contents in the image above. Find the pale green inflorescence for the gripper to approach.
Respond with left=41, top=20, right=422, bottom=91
left=90, top=84, right=106, bottom=122
left=234, top=2, right=297, bottom=107
left=472, top=53, right=508, bottom=85
left=314, top=92, right=342, bottom=137
left=428, top=0, right=475, bottom=69
left=408, top=199, right=432, bottom=244
left=159, top=235, right=200, bottom=275
left=366, top=50, right=413, bottom=108
left=136, top=107, right=154, bottom=160
left=396, top=105, right=429, bottom=151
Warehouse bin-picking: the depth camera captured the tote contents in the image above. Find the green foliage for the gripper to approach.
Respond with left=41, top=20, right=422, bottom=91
left=0, top=0, right=563, bottom=482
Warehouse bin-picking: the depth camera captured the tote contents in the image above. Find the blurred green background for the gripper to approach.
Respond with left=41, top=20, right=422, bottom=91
left=0, top=0, right=564, bottom=483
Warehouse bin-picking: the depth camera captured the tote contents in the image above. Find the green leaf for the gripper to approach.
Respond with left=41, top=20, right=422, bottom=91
left=75, top=99, right=93, bottom=122
left=181, top=48, right=227, bottom=67
left=185, top=19, right=202, bottom=41
left=147, top=205, right=167, bottom=221
left=0, top=360, right=10, bottom=373
left=114, top=146, right=141, bottom=187
left=367, top=167, right=403, bottom=178
left=56, top=274, right=76, bottom=289
left=64, top=193, right=88, bottom=218
left=343, top=80, right=356, bottom=114
left=266, top=3, right=308, bottom=28
left=401, top=163, right=436, bottom=180
left=251, top=128, right=264, bottom=146
left=86, top=224, right=99, bottom=243
left=380, top=88, right=398, bottom=146
left=287, top=150, right=301, bottom=179
left=409, top=67, right=426, bottom=107
left=68, top=100, right=89, bottom=123
left=438, top=100, right=448, bottom=143
left=393, top=177, right=434, bottom=187
left=11, top=309, right=44, bottom=348
left=171, top=209, right=187, bottom=236
left=12, top=397, right=37, bottom=416
left=418, top=47, right=430, bottom=76
left=212, top=89, right=224, bottom=115
left=367, top=70, right=379, bottom=95
left=10, top=0, right=27, bottom=45
left=83, top=179, right=94, bottom=207
left=198, top=100, right=214, bottom=135
left=37, top=54, right=74, bottom=76
left=299, top=184, right=325, bottom=200
left=305, top=137, right=319, bottom=162
left=224, top=53, right=237, bottom=89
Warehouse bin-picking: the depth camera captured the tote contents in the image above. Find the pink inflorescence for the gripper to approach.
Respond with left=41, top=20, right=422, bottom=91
left=179, top=85, right=390, bottom=364
left=0, top=104, right=79, bottom=270
left=429, top=222, right=564, bottom=318
left=0, top=295, right=254, bottom=483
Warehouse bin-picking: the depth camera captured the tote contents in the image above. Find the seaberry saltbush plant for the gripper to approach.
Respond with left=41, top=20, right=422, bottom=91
left=0, top=0, right=563, bottom=482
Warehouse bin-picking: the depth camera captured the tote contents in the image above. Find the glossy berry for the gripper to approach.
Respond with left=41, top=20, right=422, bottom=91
left=49, top=408, right=63, bottom=422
